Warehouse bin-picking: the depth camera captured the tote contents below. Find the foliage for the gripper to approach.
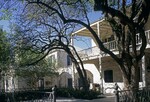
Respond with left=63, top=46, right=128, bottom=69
left=0, top=87, right=98, bottom=101
left=0, top=89, right=52, bottom=101
left=0, top=29, right=10, bottom=64
left=15, top=52, right=58, bottom=87
left=0, top=84, right=100, bottom=101
left=13, top=23, right=58, bottom=74
left=0, top=28, right=11, bottom=76
left=56, top=87, right=101, bottom=100
left=0, top=0, right=19, bottom=20
left=15, top=59, right=58, bottom=78
left=12, top=25, right=59, bottom=87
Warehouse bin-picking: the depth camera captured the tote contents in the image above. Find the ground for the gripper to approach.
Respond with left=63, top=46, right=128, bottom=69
left=56, top=95, right=115, bottom=102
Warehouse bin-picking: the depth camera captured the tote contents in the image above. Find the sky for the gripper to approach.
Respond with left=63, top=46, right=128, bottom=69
left=73, top=11, right=102, bottom=50
left=88, top=11, right=102, bottom=23
left=0, top=8, right=102, bottom=50
left=0, top=11, right=101, bottom=29
left=0, top=20, right=9, bottom=31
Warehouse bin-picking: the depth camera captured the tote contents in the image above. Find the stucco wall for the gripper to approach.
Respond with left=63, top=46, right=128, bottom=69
left=102, top=57, right=123, bottom=82
left=83, top=63, right=101, bottom=84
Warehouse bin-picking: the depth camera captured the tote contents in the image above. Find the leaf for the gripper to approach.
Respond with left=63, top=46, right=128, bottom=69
left=0, top=9, right=12, bottom=20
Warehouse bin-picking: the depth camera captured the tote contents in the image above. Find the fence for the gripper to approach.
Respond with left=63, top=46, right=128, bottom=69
left=114, top=83, right=150, bottom=102
left=4, top=87, right=56, bottom=102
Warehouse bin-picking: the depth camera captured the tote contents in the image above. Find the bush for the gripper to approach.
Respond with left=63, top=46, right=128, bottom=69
left=0, top=93, right=7, bottom=102
left=0, top=88, right=53, bottom=101
left=56, top=88, right=101, bottom=100
left=72, top=89, right=100, bottom=99
left=56, top=88, right=74, bottom=97
left=0, top=87, right=101, bottom=101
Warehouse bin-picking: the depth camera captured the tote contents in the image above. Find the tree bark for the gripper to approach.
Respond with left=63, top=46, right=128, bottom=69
left=122, top=61, right=140, bottom=102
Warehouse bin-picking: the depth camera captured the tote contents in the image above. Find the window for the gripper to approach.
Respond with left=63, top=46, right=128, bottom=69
left=49, top=55, right=55, bottom=64
left=68, top=78, right=72, bottom=88
left=138, top=67, right=142, bottom=82
left=38, top=78, right=44, bottom=90
left=67, top=55, right=72, bottom=66
left=103, top=35, right=115, bottom=42
left=104, top=70, right=113, bottom=82
left=104, top=39, right=107, bottom=42
left=45, top=81, right=51, bottom=86
left=78, top=78, right=83, bottom=87
left=6, top=79, right=9, bottom=91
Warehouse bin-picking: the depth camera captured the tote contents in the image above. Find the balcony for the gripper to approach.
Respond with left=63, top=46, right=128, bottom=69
left=77, top=40, right=117, bottom=60
left=77, top=30, right=150, bottom=60
left=78, top=46, right=100, bottom=59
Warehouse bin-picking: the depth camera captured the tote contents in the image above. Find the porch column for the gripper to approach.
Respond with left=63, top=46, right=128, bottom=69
left=99, top=54, right=103, bottom=93
left=97, top=21, right=104, bottom=93
left=71, top=64, right=75, bottom=88
left=71, top=35, right=75, bottom=88
left=4, top=76, right=7, bottom=92
left=142, top=56, right=146, bottom=87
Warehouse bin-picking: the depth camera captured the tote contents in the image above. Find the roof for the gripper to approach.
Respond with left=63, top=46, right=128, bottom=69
left=72, top=18, right=113, bottom=40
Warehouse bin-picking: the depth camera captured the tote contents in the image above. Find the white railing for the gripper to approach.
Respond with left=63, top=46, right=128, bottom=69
left=77, top=46, right=100, bottom=58
left=103, top=40, right=117, bottom=51
left=135, top=30, right=150, bottom=44
left=77, top=30, right=150, bottom=59
left=77, top=40, right=117, bottom=59
left=146, top=30, right=150, bottom=44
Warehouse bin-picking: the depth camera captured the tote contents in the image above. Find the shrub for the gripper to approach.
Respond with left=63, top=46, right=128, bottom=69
left=0, top=87, right=101, bottom=101
left=56, top=88, right=101, bottom=100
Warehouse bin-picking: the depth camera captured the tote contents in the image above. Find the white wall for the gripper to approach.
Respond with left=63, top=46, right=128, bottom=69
left=83, top=64, right=101, bottom=84
left=91, top=39, right=97, bottom=47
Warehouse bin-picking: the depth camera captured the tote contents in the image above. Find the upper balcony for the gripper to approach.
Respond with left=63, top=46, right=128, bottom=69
left=77, top=30, right=150, bottom=60
left=77, top=40, right=118, bottom=60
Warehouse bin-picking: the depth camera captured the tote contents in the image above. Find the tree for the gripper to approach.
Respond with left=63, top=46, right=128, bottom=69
left=0, top=27, right=13, bottom=92
left=0, top=28, right=11, bottom=76
left=13, top=25, right=59, bottom=88
left=93, top=0, right=150, bottom=101
left=20, top=0, right=150, bottom=100
left=0, top=0, right=19, bottom=20
left=13, top=13, right=90, bottom=90
left=12, top=8, right=90, bottom=90
left=15, top=58, right=58, bottom=89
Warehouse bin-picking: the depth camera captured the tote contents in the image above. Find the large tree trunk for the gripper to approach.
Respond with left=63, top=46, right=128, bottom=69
left=74, top=65, right=89, bottom=91
left=63, top=44, right=89, bottom=91
left=122, top=61, right=140, bottom=102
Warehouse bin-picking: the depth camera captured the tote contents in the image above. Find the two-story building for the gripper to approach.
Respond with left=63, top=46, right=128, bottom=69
left=1, top=17, right=150, bottom=94
left=70, top=16, right=150, bottom=93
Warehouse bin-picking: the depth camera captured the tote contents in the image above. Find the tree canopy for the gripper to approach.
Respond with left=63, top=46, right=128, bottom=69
left=0, top=28, right=11, bottom=74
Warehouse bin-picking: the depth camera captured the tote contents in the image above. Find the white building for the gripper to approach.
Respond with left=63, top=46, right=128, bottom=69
left=70, top=16, right=150, bottom=93
left=1, top=16, right=150, bottom=94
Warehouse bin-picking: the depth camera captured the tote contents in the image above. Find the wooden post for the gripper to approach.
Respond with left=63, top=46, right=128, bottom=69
left=114, top=83, right=119, bottom=102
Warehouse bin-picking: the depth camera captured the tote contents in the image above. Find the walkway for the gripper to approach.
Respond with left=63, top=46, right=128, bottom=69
left=22, top=95, right=115, bottom=102
left=56, top=95, right=115, bottom=102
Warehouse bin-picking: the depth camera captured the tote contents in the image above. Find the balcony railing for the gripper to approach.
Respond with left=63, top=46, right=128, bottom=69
left=146, top=30, right=150, bottom=44
left=77, top=40, right=117, bottom=59
left=103, top=40, right=117, bottom=51
left=77, top=30, right=150, bottom=59
left=78, top=46, right=100, bottom=58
